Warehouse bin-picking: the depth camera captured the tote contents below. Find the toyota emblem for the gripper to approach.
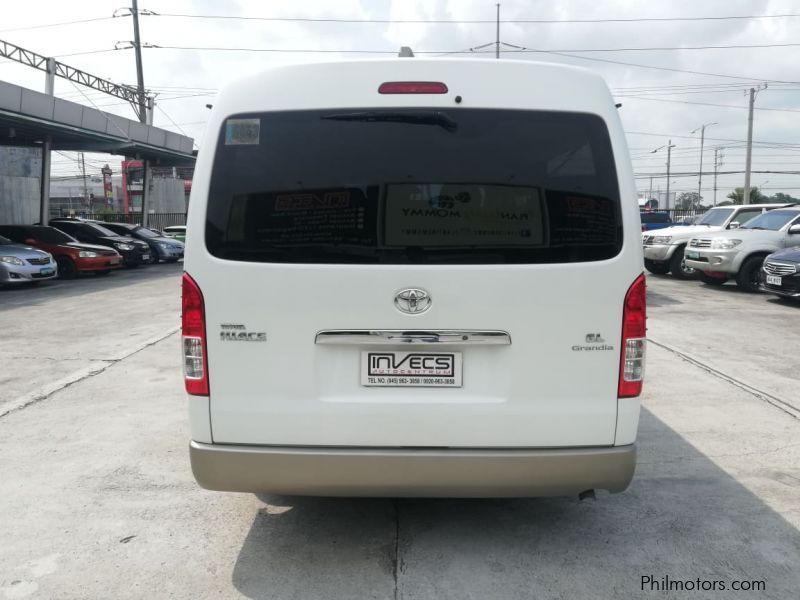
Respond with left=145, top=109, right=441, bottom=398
left=394, top=288, right=432, bottom=314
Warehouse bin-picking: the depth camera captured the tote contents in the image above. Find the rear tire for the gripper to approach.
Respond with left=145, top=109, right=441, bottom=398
left=700, top=272, right=727, bottom=286
left=736, top=256, right=765, bottom=292
left=669, top=246, right=694, bottom=280
left=644, top=259, right=670, bottom=275
left=56, top=256, right=77, bottom=279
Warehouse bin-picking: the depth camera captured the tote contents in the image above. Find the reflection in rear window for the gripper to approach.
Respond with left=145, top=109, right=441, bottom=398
left=206, top=109, right=622, bottom=264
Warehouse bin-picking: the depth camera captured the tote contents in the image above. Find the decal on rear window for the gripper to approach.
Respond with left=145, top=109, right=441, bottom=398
left=225, top=118, right=260, bottom=145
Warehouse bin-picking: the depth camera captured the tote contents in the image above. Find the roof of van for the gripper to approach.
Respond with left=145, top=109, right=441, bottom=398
left=210, top=58, right=616, bottom=117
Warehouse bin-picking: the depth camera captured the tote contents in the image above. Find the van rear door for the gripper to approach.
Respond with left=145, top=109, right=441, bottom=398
left=199, top=108, right=630, bottom=448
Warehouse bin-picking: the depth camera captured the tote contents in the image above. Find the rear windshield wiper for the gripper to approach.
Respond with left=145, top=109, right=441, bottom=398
left=321, top=110, right=458, bottom=133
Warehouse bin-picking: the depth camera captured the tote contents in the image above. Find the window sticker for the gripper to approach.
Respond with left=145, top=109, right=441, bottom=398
left=225, top=118, right=260, bottom=145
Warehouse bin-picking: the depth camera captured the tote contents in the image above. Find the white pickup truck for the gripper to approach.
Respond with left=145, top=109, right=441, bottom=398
left=642, top=204, right=787, bottom=279
left=684, top=206, right=800, bottom=291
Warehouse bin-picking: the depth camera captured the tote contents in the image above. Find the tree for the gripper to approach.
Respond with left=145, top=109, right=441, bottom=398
left=726, top=187, right=766, bottom=204
left=676, top=192, right=703, bottom=210
left=768, top=192, right=800, bottom=204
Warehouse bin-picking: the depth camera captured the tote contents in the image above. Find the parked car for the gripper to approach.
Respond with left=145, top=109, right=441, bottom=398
left=639, top=211, right=672, bottom=232
left=684, top=206, right=800, bottom=291
left=759, top=246, right=800, bottom=300
left=0, top=234, right=56, bottom=285
left=0, top=225, right=122, bottom=278
left=49, top=219, right=150, bottom=267
left=642, top=204, right=787, bottom=279
left=96, top=222, right=184, bottom=263
left=185, top=59, right=645, bottom=498
left=162, top=225, right=186, bottom=243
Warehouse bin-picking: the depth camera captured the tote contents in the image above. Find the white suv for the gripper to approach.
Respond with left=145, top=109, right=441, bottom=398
left=684, top=206, right=800, bottom=291
left=182, top=59, right=645, bottom=498
left=642, top=204, right=787, bottom=279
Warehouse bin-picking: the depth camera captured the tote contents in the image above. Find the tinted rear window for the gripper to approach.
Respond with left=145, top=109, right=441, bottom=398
left=206, top=109, right=622, bottom=264
left=640, top=212, right=671, bottom=223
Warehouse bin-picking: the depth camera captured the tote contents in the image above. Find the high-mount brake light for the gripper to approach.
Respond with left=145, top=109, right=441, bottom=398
left=182, top=272, right=209, bottom=396
left=618, top=273, right=646, bottom=398
left=378, top=81, right=448, bottom=94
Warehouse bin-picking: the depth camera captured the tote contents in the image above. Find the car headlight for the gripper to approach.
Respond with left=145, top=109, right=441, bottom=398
left=651, top=236, right=672, bottom=244
left=114, top=243, right=134, bottom=251
left=79, top=250, right=99, bottom=258
left=0, top=255, right=25, bottom=266
left=158, top=242, right=169, bottom=249
left=710, top=239, right=742, bottom=249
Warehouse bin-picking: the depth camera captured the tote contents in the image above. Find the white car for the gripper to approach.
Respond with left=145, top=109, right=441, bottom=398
left=684, top=206, right=800, bottom=291
left=182, top=58, right=645, bottom=498
left=642, top=204, right=787, bottom=279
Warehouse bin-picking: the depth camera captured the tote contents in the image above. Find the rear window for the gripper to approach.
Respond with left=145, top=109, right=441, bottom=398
left=640, top=212, right=671, bottom=224
left=206, top=109, right=622, bottom=264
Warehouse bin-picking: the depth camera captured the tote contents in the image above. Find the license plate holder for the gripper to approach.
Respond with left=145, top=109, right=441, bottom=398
left=361, top=351, right=463, bottom=387
left=766, top=275, right=782, bottom=286
left=40, top=267, right=54, bottom=276
left=687, top=251, right=700, bottom=259
left=142, top=254, right=150, bottom=261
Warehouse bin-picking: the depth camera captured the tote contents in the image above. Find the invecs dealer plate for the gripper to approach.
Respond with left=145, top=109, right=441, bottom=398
left=361, top=351, right=462, bottom=387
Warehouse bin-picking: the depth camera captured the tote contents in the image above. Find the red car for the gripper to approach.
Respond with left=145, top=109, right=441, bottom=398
left=0, top=225, right=123, bottom=278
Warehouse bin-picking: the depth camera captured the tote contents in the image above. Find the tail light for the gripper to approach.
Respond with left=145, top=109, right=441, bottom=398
left=182, top=272, right=209, bottom=395
left=619, top=273, right=646, bottom=398
left=378, top=81, right=448, bottom=94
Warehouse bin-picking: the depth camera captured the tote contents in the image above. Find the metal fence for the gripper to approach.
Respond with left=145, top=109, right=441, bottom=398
left=52, top=211, right=187, bottom=230
left=641, top=208, right=708, bottom=223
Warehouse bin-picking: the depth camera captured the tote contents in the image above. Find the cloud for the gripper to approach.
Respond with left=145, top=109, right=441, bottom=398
left=2, top=0, right=799, bottom=196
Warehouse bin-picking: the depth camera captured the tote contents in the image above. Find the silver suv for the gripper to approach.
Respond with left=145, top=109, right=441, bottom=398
left=642, top=204, right=787, bottom=279
left=684, top=206, right=800, bottom=291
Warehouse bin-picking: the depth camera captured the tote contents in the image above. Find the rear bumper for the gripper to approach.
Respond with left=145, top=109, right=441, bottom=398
left=189, top=441, right=636, bottom=497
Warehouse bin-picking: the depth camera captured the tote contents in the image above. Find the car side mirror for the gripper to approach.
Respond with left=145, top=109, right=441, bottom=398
left=728, top=221, right=740, bottom=229
left=24, top=238, right=37, bottom=245
left=788, top=224, right=800, bottom=234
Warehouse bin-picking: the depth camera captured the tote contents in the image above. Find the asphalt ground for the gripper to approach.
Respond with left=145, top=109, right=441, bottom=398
left=1, top=266, right=798, bottom=599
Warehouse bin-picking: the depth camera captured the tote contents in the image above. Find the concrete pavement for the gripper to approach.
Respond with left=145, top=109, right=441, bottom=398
left=0, top=271, right=798, bottom=599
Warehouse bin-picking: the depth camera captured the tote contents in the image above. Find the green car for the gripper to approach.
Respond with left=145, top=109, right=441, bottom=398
left=162, top=225, right=186, bottom=243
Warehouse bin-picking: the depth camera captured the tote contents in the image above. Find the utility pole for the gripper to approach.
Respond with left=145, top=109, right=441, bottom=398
left=648, top=176, right=653, bottom=205
left=665, top=140, right=676, bottom=209
left=131, top=0, right=147, bottom=123
left=742, top=85, right=766, bottom=204
left=713, top=147, right=724, bottom=206
left=495, top=4, right=500, bottom=59
left=743, top=87, right=755, bottom=204
left=692, top=122, right=717, bottom=202
left=79, top=152, right=89, bottom=208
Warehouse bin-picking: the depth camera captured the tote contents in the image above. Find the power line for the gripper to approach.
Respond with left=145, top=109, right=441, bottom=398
left=618, top=95, right=800, bottom=114
left=141, top=41, right=800, bottom=55
left=0, top=16, right=120, bottom=34
left=500, top=42, right=800, bottom=84
left=143, top=11, right=800, bottom=25
left=624, top=130, right=800, bottom=147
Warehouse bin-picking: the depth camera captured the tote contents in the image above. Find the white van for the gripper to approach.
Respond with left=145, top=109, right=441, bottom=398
left=183, top=59, right=645, bottom=497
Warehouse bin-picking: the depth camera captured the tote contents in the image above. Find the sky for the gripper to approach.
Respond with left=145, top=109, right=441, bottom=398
left=2, top=0, right=800, bottom=204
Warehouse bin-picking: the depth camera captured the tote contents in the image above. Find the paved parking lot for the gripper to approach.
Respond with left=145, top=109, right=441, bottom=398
left=1, top=269, right=798, bottom=599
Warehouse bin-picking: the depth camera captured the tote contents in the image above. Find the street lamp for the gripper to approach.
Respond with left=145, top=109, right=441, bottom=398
left=651, top=141, right=677, bottom=209
left=691, top=122, right=717, bottom=202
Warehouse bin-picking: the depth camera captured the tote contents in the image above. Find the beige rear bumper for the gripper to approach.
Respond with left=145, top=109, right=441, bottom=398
left=190, top=441, right=636, bottom=498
